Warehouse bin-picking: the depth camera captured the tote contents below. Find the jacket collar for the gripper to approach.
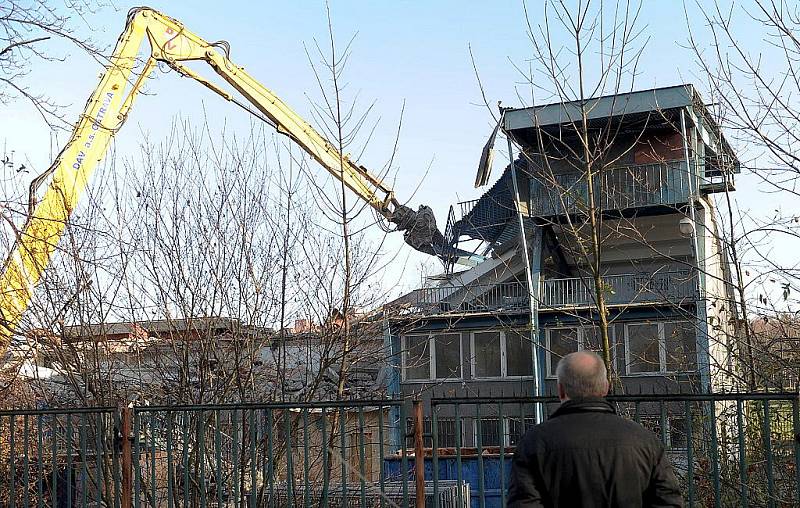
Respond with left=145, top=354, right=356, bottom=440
left=550, top=397, right=616, bottom=419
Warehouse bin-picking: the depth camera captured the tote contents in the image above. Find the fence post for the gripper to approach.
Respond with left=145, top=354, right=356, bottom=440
left=413, top=400, right=425, bottom=508
left=121, top=406, right=132, bottom=508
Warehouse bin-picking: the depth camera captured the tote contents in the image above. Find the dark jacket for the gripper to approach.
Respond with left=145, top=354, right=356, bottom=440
left=507, top=398, right=682, bottom=507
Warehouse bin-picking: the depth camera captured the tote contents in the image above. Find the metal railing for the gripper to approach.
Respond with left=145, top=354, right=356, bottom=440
left=530, top=160, right=692, bottom=217
left=2, top=392, right=797, bottom=506
left=540, top=270, right=695, bottom=308
left=411, top=270, right=694, bottom=315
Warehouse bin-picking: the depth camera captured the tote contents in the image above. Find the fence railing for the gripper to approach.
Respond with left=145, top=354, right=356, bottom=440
left=530, top=160, right=692, bottom=217
left=1, top=393, right=798, bottom=507
left=412, top=270, right=695, bottom=315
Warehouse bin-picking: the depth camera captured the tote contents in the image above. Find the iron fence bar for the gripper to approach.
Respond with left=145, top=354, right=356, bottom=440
left=708, top=400, right=720, bottom=508
left=685, top=400, right=694, bottom=508
left=763, top=400, right=775, bottom=508
left=378, top=405, right=386, bottom=508
left=214, top=411, right=223, bottom=508
left=23, top=414, right=30, bottom=508
left=286, top=408, right=295, bottom=508
left=10, top=415, right=16, bottom=508
left=499, top=401, right=506, bottom=508
left=339, top=406, right=346, bottom=508
left=166, top=412, right=174, bottom=508
left=197, top=411, right=207, bottom=508
left=137, top=400, right=404, bottom=412
left=303, top=407, right=310, bottom=508
left=400, top=402, right=409, bottom=506
left=432, top=406, right=439, bottom=508
left=66, top=413, right=72, bottom=508
left=431, top=392, right=800, bottom=405
left=794, top=397, right=800, bottom=504
left=133, top=412, right=140, bottom=508
left=266, top=408, right=274, bottom=508
left=455, top=403, right=463, bottom=508
left=321, top=406, right=329, bottom=508
left=358, top=405, right=367, bottom=508
left=0, top=407, right=117, bottom=417
left=250, top=408, right=257, bottom=508
left=233, top=408, right=241, bottom=507
left=476, top=402, right=485, bottom=508
left=36, top=414, right=43, bottom=508
left=180, top=411, right=189, bottom=508
left=81, top=413, right=87, bottom=508
left=50, top=415, right=57, bottom=508
left=737, top=399, right=747, bottom=508
left=149, top=413, right=156, bottom=508
left=95, top=412, right=104, bottom=507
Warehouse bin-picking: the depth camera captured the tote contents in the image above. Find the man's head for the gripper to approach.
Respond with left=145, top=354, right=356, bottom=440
left=555, top=351, right=609, bottom=401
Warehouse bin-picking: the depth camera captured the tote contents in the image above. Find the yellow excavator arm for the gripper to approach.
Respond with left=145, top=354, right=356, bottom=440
left=0, top=7, right=474, bottom=352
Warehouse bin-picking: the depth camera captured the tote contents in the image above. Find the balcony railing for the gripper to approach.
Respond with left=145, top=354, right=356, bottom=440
left=410, top=270, right=694, bottom=315
left=530, top=160, right=691, bottom=217
left=539, top=270, right=695, bottom=308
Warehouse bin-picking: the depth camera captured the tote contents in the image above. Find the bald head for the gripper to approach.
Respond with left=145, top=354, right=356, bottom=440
left=556, top=351, right=609, bottom=401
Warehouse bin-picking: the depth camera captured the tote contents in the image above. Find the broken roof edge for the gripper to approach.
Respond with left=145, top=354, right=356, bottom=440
left=503, top=83, right=739, bottom=167
left=503, top=84, right=694, bottom=130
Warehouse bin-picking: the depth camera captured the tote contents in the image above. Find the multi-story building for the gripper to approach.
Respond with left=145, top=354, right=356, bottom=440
left=386, top=84, right=741, bottom=449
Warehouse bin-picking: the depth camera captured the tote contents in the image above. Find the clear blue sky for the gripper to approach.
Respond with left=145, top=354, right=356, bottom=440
left=1, top=1, right=785, bottom=298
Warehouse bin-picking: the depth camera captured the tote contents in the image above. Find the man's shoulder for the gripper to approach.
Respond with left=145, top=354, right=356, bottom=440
left=528, top=410, right=663, bottom=447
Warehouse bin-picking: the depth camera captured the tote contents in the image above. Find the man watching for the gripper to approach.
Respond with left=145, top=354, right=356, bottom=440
left=507, top=350, right=682, bottom=507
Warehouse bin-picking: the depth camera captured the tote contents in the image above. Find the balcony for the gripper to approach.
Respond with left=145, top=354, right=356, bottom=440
left=530, top=161, right=692, bottom=217
left=539, top=270, right=695, bottom=309
left=409, top=270, right=695, bottom=316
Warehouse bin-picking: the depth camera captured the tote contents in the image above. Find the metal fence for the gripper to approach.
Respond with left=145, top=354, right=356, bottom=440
left=1, top=393, right=798, bottom=507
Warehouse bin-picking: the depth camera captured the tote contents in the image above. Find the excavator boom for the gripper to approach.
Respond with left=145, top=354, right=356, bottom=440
left=0, top=7, right=470, bottom=352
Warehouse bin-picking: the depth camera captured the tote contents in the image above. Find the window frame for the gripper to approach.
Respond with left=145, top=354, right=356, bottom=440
left=546, top=326, right=614, bottom=378
left=469, top=329, right=536, bottom=380
left=401, top=333, right=463, bottom=382
left=623, top=321, right=697, bottom=376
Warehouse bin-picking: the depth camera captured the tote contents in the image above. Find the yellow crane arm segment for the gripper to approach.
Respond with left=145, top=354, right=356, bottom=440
left=0, top=7, right=462, bottom=353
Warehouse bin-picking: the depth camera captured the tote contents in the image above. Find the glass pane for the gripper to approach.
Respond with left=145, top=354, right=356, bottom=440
left=506, top=330, right=533, bottom=377
left=474, top=331, right=501, bottom=377
left=627, top=323, right=660, bottom=373
left=507, top=417, right=536, bottom=447
left=614, top=323, right=626, bottom=374
left=664, top=322, right=696, bottom=372
left=404, top=335, right=430, bottom=380
left=435, top=333, right=461, bottom=379
left=582, top=325, right=603, bottom=353
left=548, top=327, right=579, bottom=375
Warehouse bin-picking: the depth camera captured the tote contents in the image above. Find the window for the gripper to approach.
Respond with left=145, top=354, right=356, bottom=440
left=624, top=321, right=697, bottom=374
left=473, top=331, right=501, bottom=377
left=471, top=330, right=534, bottom=378
left=435, top=334, right=461, bottom=379
left=627, top=323, right=661, bottom=373
left=474, top=417, right=537, bottom=448
left=402, top=333, right=461, bottom=380
left=547, top=327, right=604, bottom=376
left=404, top=335, right=431, bottom=380
left=477, top=418, right=502, bottom=447
left=664, top=322, right=697, bottom=371
left=406, top=417, right=460, bottom=448
left=506, top=330, right=534, bottom=377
